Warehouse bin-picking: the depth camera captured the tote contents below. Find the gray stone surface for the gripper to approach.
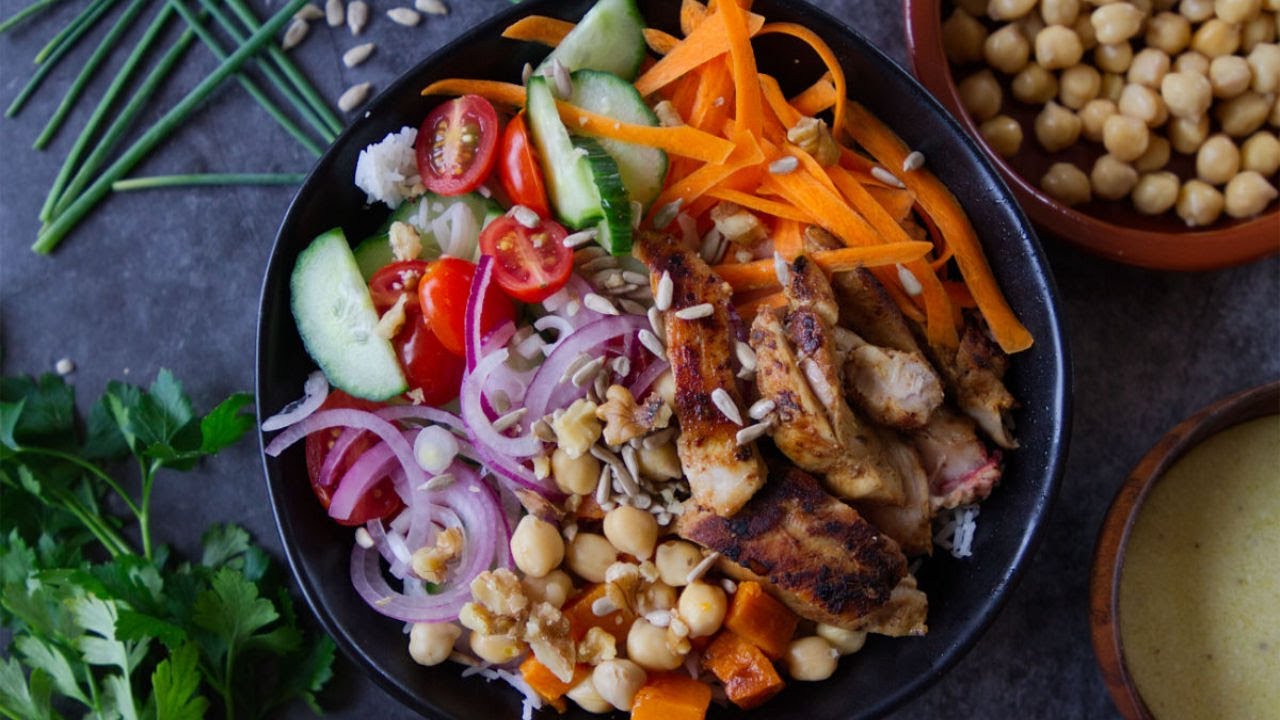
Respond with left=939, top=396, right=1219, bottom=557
left=1, top=0, right=1277, bottom=718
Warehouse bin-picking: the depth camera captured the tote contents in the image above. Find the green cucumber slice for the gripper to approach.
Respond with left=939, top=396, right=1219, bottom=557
left=535, top=0, right=646, bottom=81
left=568, top=70, right=668, bottom=211
left=526, top=75, right=605, bottom=229
left=573, top=136, right=633, bottom=255
left=291, top=229, right=407, bottom=401
left=353, top=191, right=503, bottom=279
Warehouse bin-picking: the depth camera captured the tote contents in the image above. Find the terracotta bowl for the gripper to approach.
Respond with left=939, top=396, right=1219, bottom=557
left=903, top=0, right=1280, bottom=271
left=1089, top=381, right=1279, bottom=718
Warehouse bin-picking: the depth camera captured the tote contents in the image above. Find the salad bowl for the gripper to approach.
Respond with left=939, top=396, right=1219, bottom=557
left=256, top=0, right=1072, bottom=717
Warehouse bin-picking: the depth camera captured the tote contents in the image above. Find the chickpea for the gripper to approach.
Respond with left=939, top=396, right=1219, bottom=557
left=984, top=23, right=1033, bottom=74
left=1174, top=50, right=1212, bottom=75
left=1018, top=12, right=1048, bottom=40
left=1196, top=133, right=1243, bottom=182
left=1168, top=113, right=1212, bottom=151
left=1216, top=91, right=1274, bottom=135
left=626, top=619, right=684, bottom=671
left=1042, top=0, right=1081, bottom=25
left=635, top=442, right=681, bottom=481
left=943, top=9, right=989, bottom=64
left=470, top=631, right=525, bottom=665
left=1145, top=11, right=1193, bottom=53
left=636, top=581, right=677, bottom=615
left=654, top=540, right=702, bottom=586
left=602, top=505, right=659, bottom=560
left=552, top=446, right=600, bottom=496
left=1135, top=134, right=1174, bottom=169
left=1073, top=13, right=1100, bottom=49
left=1180, top=0, right=1217, bottom=22
left=566, top=533, right=618, bottom=583
left=1154, top=0, right=1180, bottom=10
left=959, top=69, right=1004, bottom=121
left=1092, top=3, right=1145, bottom=44
left=677, top=581, right=728, bottom=638
left=1176, top=178, right=1226, bottom=224
left=592, top=659, right=647, bottom=711
left=1104, top=113, right=1153, bottom=159
left=1091, top=154, right=1140, bottom=199
left=1247, top=43, right=1280, bottom=93
left=816, top=624, right=868, bottom=655
left=1209, top=55, right=1256, bottom=98
left=511, top=514, right=565, bottom=578
left=980, top=114, right=1025, bottom=156
left=566, top=677, right=613, bottom=714
left=1096, top=42, right=1135, bottom=73
left=956, top=0, right=988, bottom=16
left=408, top=622, right=461, bottom=666
left=1119, top=83, right=1168, bottom=125
left=785, top=637, right=840, bottom=682
left=1036, top=25, right=1086, bottom=69
left=1080, top=98, right=1120, bottom=139
left=1240, top=16, right=1276, bottom=51
left=1041, top=162, right=1094, bottom=204
left=1036, top=100, right=1084, bottom=150
left=1241, top=130, right=1280, bottom=173
left=1224, top=170, right=1280, bottom=215
left=1061, top=63, right=1103, bottom=106
left=1133, top=0, right=1155, bottom=13
left=989, top=0, right=1039, bottom=20
left=1131, top=171, right=1182, bottom=213
left=1013, top=63, right=1061, bottom=102
left=1214, top=0, right=1263, bottom=23
left=1129, top=48, right=1173, bottom=87
left=1161, top=70, right=1214, bottom=116
left=1101, top=71, right=1128, bottom=99
left=523, top=569, right=574, bottom=608
left=1191, top=19, right=1242, bottom=57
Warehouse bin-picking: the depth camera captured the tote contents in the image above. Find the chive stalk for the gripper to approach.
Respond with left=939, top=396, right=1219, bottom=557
left=33, top=0, right=115, bottom=63
left=9, top=0, right=120, bottom=116
left=0, top=0, right=68, bottom=33
left=112, top=172, right=306, bottom=190
left=165, top=0, right=325, bottom=157
left=39, top=3, right=177, bottom=222
left=33, top=0, right=310, bottom=254
left=34, top=0, right=151, bottom=150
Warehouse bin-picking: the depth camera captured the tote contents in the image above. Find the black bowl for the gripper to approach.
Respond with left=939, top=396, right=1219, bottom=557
left=256, top=1, right=1072, bottom=717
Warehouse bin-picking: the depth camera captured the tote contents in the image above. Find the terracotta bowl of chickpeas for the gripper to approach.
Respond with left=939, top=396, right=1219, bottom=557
left=906, top=0, right=1280, bottom=270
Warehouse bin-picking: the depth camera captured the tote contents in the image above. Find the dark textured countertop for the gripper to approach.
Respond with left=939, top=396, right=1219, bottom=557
left=2, top=0, right=1277, bottom=717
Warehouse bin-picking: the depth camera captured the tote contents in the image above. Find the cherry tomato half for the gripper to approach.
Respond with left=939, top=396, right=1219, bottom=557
left=394, top=310, right=465, bottom=406
left=416, top=95, right=500, bottom=196
left=368, top=260, right=429, bottom=313
left=304, top=390, right=404, bottom=525
left=479, top=215, right=573, bottom=303
left=418, top=257, right=515, bottom=357
left=498, top=114, right=551, bottom=218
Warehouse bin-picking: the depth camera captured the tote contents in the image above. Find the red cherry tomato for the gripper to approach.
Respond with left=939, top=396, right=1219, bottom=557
left=498, top=114, right=551, bottom=218
left=478, top=215, right=573, bottom=303
left=416, top=95, right=500, bottom=196
left=418, top=257, right=515, bottom=356
left=394, top=311, right=465, bottom=406
left=368, top=260, right=429, bottom=313
left=304, top=390, right=403, bottom=525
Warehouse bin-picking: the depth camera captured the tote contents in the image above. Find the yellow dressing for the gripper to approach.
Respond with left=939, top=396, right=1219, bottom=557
left=1118, top=415, right=1280, bottom=720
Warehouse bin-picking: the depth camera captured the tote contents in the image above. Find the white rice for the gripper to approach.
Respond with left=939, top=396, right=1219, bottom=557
left=463, top=665, right=542, bottom=719
left=354, top=126, right=419, bottom=208
left=934, top=504, right=980, bottom=559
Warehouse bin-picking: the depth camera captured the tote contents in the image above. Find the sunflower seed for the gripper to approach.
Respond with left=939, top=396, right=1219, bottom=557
left=387, top=7, right=420, bottom=26
left=355, top=527, right=375, bottom=548
left=611, top=356, right=631, bottom=378
left=337, top=82, right=371, bottom=112
left=562, top=228, right=598, bottom=248
left=593, top=371, right=610, bottom=401
left=593, top=269, right=624, bottom=288
left=282, top=18, right=309, bottom=49
left=896, top=263, right=923, bottom=296
left=721, top=578, right=738, bottom=594
left=347, top=0, right=368, bottom=33
left=631, top=200, right=644, bottom=229
left=591, top=597, right=617, bottom=616
left=560, top=353, right=592, bottom=383
left=669, top=617, right=690, bottom=638
left=674, top=303, right=713, bottom=320
left=773, top=252, right=790, bottom=285
left=735, top=421, right=771, bottom=446
left=646, top=307, right=665, bottom=341
left=579, top=255, right=618, bottom=273
left=634, top=493, right=652, bottom=510
left=642, top=427, right=676, bottom=449
left=491, top=408, right=527, bottom=433
left=645, top=610, right=672, bottom=628
left=596, top=464, right=612, bottom=505
left=621, top=270, right=648, bottom=286
left=325, top=0, right=344, bottom=27
left=748, top=398, right=776, bottom=420
left=510, top=205, right=540, bottom=229
left=424, top=473, right=455, bottom=491
left=652, top=199, right=683, bottom=228
left=532, top=419, right=556, bottom=442
left=562, top=521, right=579, bottom=542
left=295, top=3, right=324, bottom=21
left=551, top=58, right=572, bottom=99
left=572, top=357, right=606, bottom=387
left=342, top=42, right=374, bottom=67
left=491, top=389, right=511, bottom=414
left=677, top=212, right=698, bottom=246
left=415, top=0, right=448, bottom=14
left=699, top=228, right=725, bottom=264
left=710, top=388, right=743, bottom=425
left=655, top=271, right=673, bottom=311
left=735, top=341, right=756, bottom=372
left=583, top=293, right=619, bottom=316
left=685, top=551, right=720, bottom=585
left=521, top=62, right=533, bottom=84
left=617, top=298, right=647, bottom=315
left=769, top=155, right=799, bottom=174
left=638, top=329, right=666, bottom=359
left=902, top=150, right=925, bottom=173
left=621, top=445, right=640, bottom=485
left=872, top=165, right=906, bottom=188
left=735, top=249, right=753, bottom=263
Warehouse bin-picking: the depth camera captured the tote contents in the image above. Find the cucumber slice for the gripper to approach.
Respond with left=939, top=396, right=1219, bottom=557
left=291, top=229, right=407, bottom=401
left=352, top=236, right=396, bottom=280
left=568, top=70, right=668, bottom=211
left=526, top=76, right=605, bottom=229
left=353, top=191, right=502, bottom=279
left=535, top=0, right=646, bottom=81
left=574, top=136, right=633, bottom=255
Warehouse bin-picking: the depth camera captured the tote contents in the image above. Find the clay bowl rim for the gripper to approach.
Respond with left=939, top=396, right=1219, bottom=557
left=1087, top=380, right=1280, bottom=719
left=902, top=0, right=1280, bottom=272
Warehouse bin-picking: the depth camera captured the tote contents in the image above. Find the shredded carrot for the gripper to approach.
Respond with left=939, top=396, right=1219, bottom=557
left=790, top=76, right=837, bottom=117
left=844, top=102, right=1032, bottom=352
left=757, top=23, right=848, bottom=138
left=645, top=27, right=682, bottom=55
left=866, top=185, right=916, bottom=222
left=686, top=56, right=735, bottom=137
left=870, top=265, right=926, bottom=323
left=824, top=162, right=915, bottom=246
left=420, top=78, right=527, bottom=107
left=758, top=74, right=801, bottom=129
left=714, top=242, right=933, bottom=291
left=903, top=257, right=957, bottom=348
left=737, top=292, right=787, bottom=320
left=772, top=218, right=804, bottom=260
left=650, top=128, right=763, bottom=211
left=706, top=187, right=813, bottom=222
left=762, top=165, right=880, bottom=247
left=718, top=0, right=763, bottom=139
left=680, top=0, right=708, bottom=35
left=501, top=15, right=574, bottom=46
left=634, top=8, right=765, bottom=97
left=943, top=280, right=977, bottom=308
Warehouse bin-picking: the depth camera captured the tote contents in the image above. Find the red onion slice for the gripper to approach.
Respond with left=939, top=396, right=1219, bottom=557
left=628, top=358, right=671, bottom=399
left=460, top=349, right=543, bottom=458
left=465, top=255, right=499, bottom=372
left=260, top=371, right=329, bottom=432
left=523, top=315, right=648, bottom=421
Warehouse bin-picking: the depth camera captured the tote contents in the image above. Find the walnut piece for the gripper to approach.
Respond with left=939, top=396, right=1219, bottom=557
left=577, top=626, right=618, bottom=666
left=552, top=398, right=602, bottom=459
left=787, top=117, right=840, bottom=166
left=389, top=221, right=423, bottom=261
left=470, top=568, right=529, bottom=618
left=653, top=100, right=683, bottom=127
left=410, top=526, right=463, bottom=583
left=525, top=602, right=576, bottom=682
left=596, top=385, right=673, bottom=447
left=374, top=293, right=408, bottom=340
left=710, top=201, right=767, bottom=245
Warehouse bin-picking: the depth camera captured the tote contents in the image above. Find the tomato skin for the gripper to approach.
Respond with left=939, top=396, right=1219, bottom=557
left=478, top=216, right=573, bottom=303
left=394, top=311, right=465, bottom=406
left=498, top=114, right=551, bottom=218
left=304, top=390, right=403, bottom=526
left=416, top=95, right=500, bottom=196
left=418, top=257, right=515, bottom=356
left=368, top=260, right=429, bottom=313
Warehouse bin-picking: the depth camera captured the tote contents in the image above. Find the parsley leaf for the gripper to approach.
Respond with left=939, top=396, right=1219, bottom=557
left=152, top=643, right=210, bottom=720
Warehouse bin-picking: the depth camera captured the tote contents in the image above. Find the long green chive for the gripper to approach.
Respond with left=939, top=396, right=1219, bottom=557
left=34, top=0, right=150, bottom=150
left=112, top=172, right=306, bottom=190
left=224, top=0, right=343, bottom=137
left=33, top=0, right=309, bottom=254
left=9, top=0, right=121, bottom=118
left=39, top=2, right=176, bottom=222
left=32, top=0, right=116, bottom=64
left=0, top=0, right=68, bottom=33
left=165, top=0, right=324, bottom=157
left=190, top=0, right=336, bottom=143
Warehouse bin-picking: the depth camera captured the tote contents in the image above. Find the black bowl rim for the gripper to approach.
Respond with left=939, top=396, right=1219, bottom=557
left=255, top=1, right=1073, bottom=717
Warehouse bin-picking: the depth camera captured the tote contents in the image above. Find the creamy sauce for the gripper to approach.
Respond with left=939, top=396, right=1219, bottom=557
left=1119, top=415, right=1280, bottom=720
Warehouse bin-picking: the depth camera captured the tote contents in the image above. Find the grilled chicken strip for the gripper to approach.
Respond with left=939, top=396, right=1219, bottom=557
left=838, top=329, right=944, bottom=430
left=679, top=467, right=910, bottom=631
left=914, top=407, right=1002, bottom=510
left=853, top=573, right=928, bottom=637
left=635, top=232, right=766, bottom=516
left=933, top=317, right=1019, bottom=449
left=856, top=430, right=933, bottom=556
